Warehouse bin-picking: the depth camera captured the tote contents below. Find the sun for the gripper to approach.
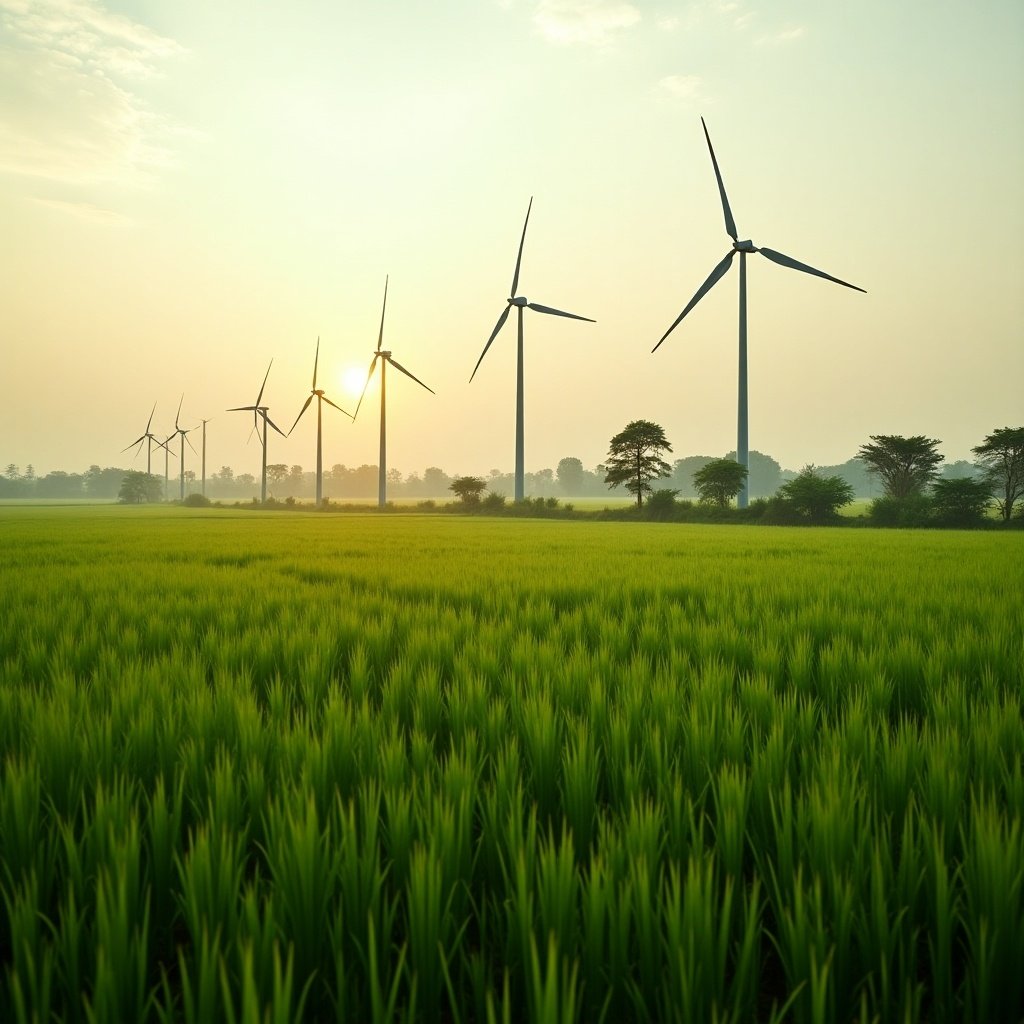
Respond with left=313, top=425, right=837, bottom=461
left=342, top=366, right=369, bottom=399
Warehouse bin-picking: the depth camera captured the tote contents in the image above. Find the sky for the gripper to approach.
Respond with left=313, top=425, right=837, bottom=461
left=2, top=0, right=1022, bottom=481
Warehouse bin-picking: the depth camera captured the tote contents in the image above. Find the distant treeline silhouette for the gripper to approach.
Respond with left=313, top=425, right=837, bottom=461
left=2, top=454, right=983, bottom=502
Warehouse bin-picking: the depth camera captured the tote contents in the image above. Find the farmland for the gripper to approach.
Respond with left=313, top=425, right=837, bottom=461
left=1, top=506, right=1022, bottom=1023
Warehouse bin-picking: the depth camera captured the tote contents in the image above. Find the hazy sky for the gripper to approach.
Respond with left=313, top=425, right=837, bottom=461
left=2, top=0, right=1022, bottom=480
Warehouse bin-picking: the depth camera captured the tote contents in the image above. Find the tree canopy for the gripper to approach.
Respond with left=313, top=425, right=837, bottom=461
left=857, top=435, right=943, bottom=499
left=449, top=476, right=487, bottom=504
left=118, top=471, right=162, bottom=504
left=972, top=427, right=1024, bottom=521
left=778, top=466, right=854, bottom=522
left=693, top=459, right=748, bottom=507
left=930, top=477, right=992, bottom=528
left=603, top=421, right=673, bottom=507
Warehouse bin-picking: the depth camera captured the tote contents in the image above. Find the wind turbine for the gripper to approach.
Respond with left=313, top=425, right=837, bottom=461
left=122, top=402, right=165, bottom=476
left=353, top=277, right=434, bottom=508
left=199, top=418, right=211, bottom=496
left=161, top=430, right=176, bottom=501
left=470, top=197, right=594, bottom=502
left=168, top=395, right=198, bottom=501
left=288, top=338, right=353, bottom=506
left=653, top=117, right=865, bottom=508
left=228, top=360, right=286, bottom=503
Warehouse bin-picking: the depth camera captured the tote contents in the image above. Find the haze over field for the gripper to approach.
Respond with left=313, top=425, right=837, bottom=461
left=2, top=0, right=1022, bottom=479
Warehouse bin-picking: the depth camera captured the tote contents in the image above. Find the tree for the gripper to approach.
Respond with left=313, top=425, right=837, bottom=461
left=449, top=476, right=486, bottom=505
left=972, top=427, right=1024, bottom=521
left=118, top=471, right=162, bottom=504
left=266, top=464, right=288, bottom=491
left=778, top=466, right=855, bottom=522
left=931, top=477, right=992, bottom=527
left=857, top=435, right=943, bottom=499
left=603, top=420, right=673, bottom=507
left=556, top=457, right=584, bottom=494
left=693, top=459, right=748, bottom=507
left=725, top=449, right=782, bottom=497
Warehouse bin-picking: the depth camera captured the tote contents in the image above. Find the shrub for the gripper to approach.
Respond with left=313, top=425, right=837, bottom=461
left=482, top=491, right=507, bottom=511
left=777, top=467, right=855, bottom=523
left=930, top=477, right=992, bottom=527
left=868, top=494, right=933, bottom=527
left=182, top=492, right=212, bottom=508
left=645, top=489, right=679, bottom=520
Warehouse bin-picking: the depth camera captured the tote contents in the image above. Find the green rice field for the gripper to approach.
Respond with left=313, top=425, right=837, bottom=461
left=1, top=506, right=1021, bottom=1023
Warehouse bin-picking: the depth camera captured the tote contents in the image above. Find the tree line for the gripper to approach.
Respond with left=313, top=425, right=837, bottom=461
left=581, top=422, right=1023, bottom=526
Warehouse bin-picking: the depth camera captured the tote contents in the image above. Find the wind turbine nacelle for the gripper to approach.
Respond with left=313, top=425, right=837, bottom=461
left=509, top=296, right=528, bottom=307
left=380, top=351, right=392, bottom=359
left=735, top=240, right=757, bottom=253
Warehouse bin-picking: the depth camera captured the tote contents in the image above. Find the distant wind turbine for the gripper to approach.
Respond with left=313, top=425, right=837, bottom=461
left=168, top=395, right=198, bottom=501
left=228, top=360, right=286, bottom=503
left=199, top=418, right=211, bottom=496
left=122, top=402, right=166, bottom=476
left=470, top=198, right=594, bottom=502
left=288, top=338, right=353, bottom=506
left=161, top=431, right=176, bottom=501
left=653, top=117, right=865, bottom=508
left=354, top=277, right=434, bottom=507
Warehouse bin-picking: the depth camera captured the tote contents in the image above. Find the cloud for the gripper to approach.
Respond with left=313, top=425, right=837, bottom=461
left=29, top=195, right=129, bottom=223
left=0, top=0, right=184, bottom=187
left=533, top=0, right=641, bottom=47
left=755, top=25, right=807, bottom=46
left=656, top=74, right=703, bottom=103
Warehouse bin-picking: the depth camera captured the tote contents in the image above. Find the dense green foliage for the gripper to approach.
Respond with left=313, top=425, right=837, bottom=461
left=778, top=468, right=855, bottom=523
left=972, top=427, right=1024, bottom=521
left=693, top=458, right=749, bottom=507
left=603, top=421, right=673, bottom=507
left=857, top=435, right=943, bottom=500
left=930, top=478, right=993, bottom=528
left=1, top=507, right=1022, bottom=1023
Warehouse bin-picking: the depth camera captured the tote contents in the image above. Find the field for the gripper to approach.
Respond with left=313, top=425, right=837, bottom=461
left=1, top=506, right=1021, bottom=1023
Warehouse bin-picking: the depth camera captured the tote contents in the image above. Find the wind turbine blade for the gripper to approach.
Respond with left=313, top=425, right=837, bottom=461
left=757, top=247, right=867, bottom=293
left=185, top=433, right=199, bottom=456
left=289, top=395, right=314, bottom=436
left=469, top=305, right=511, bottom=383
left=145, top=402, right=156, bottom=434
left=256, top=359, right=273, bottom=407
left=265, top=414, right=287, bottom=438
left=526, top=302, right=595, bottom=322
left=386, top=356, right=435, bottom=394
left=353, top=355, right=380, bottom=421
left=175, top=394, right=184, bottom=431
left=510, top=197, right=532, bottom=297
left=122, top=435, right=146, bottom=453
left=322, top=394, right=355, bottom=418
left=226, top=406, right=258, bottom=412
left=652, top=249, right=736, bottom=352
left=247, top=423, right=258, bottom=445
left=377, top=275, right=388, bottom=352
left=701, top=117, right=738, bottom=242
left=312, top=337, right=320, bottom=391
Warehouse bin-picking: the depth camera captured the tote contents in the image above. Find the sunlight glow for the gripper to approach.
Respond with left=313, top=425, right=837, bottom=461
left=342, top=366, right=370, bottom=398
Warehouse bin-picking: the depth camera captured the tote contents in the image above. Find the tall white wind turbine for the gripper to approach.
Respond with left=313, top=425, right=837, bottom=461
left=653, top=118, right=865, bottom=508
left=289, top=338, right=353, bottom=506
left=470, top=198, right=594, bottom=502
left=354, top=277, right=434, bottom=508
left=122, top=402, right=166, bottom=476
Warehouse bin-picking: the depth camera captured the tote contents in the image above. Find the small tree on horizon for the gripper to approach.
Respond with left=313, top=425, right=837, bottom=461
left=603, top=420, right=673, bottom=507
left=118, top=471, right=162, bottom=504
left=857, top=435, right=943, bottom=499
left=778, top=466, right=855, bottom=522
left=449, top=476, right=487, bottom=505
left=972, top=426, right=1024, bottom=521
left=931, top=476, right=992, bottom=527
left=693, top=458, right=748, bottom=507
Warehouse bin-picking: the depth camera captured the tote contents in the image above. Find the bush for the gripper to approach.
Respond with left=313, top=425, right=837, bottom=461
left=645, top=488, right=679, bottom=520
left=930, top=477, right=992, bottom=527
left=182, top=492, right=212, bottom=508
left=777, top=467, right=854, bottom=523
left=868, top=494, right=933, bottom=527
left=482, top=491, right=507, bottom=511
left=417, top=500, right=436, bottom=510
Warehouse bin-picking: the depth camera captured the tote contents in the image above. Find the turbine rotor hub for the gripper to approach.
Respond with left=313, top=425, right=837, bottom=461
left=510, top=296, right=528, bottom=307
left=735, top=239, right=757, bottom=253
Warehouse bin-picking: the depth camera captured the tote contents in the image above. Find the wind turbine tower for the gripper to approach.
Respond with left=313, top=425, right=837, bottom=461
left=168, top=395, right=198, bottom=501
left=228, top=361, right=287, bottom=503
left=354, top=277, right=435, bottom=508
left=289, top=338, right=353, bottom=505
left=653, top=118, right=865, bottom=508
left=471, top=198, right=594, bottom=502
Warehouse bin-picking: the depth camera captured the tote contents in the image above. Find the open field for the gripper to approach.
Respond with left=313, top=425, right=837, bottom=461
left=1, top=507, right=1022, bottom=1023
